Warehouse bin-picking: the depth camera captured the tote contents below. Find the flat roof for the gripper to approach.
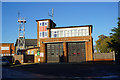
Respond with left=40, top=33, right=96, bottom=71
left=15, top=39, right=37, bottom=46
left=36, top=19, right=51, bottom=22
left=18, top=47, right=40, bottom=51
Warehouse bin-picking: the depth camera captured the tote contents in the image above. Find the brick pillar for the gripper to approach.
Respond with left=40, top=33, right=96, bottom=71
left=85, top=37, right=93, bottom=61
left=40, top=43, right=46, bottom=63
left=63, top=42, right=67, bottom=62
left=37, top=21, right=39, bottom=47
left=47, top=29, right=51, bottom=37
left=48, top=20, right=51, bottom=38
left=85, top=42, right=88, bottom=61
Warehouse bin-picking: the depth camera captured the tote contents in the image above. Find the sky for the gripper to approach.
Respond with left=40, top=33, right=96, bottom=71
left=2, top=2, right=118, bottom=45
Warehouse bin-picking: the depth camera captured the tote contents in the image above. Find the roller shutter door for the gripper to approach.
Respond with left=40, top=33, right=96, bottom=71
left=46, top=43, right=63, bottom=63
left=68, top=42, right=86, bottom=62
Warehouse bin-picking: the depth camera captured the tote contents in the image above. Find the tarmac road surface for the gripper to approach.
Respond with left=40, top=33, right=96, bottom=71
left=2, top=67, right=57, bottom=79
left=1, top=63, right=120, bottom=80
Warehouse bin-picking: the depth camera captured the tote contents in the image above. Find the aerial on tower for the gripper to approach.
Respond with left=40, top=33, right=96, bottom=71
left=17, top=12, right=26, bottom=53
left=48, top=8, right=54, bottom=21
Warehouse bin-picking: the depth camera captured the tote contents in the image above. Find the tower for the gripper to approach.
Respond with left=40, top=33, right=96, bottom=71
left=17, top=12, right=26, bottom=51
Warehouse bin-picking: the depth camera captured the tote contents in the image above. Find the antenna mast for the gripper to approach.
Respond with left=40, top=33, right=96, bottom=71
left=48, top=8, right=54, bottom=21
left=17, top=12, right=26, bottom=53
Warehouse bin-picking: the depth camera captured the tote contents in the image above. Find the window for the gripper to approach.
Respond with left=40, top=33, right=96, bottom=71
left=40, top=23, right=42, bottom=26
left=28, top=51, right=30, bottom=54
left=51, top=28, right=90, bottom=38
left=76, top=30, right=78, bottom=36
left=42, top=22, right=44, bottom=26
left=72, top=30, right=75, bottom=36
left=64, top=30, right=67, bottom=37
left=57, top=31, right=59, bottom=37
left=81, top=29, right=87, bottom=36
left=78, top=29, right=81, bottom=36
left=69, top=30, right=72, bottom=37
left=60, top=31, right=63, bottom=37
left=66, top=30, right=69, bottom=37
left=40, top=32, right=42, bottom=38
left=44, top=31, right=48, bottom=37
left=74, top=29, right=77, bottom=36
left=31, top=50, right=34, bottom=54
left=45, top=22, right=48, bottom=26
left=42, top=32, right=44, bottom=37
left=40, top=31, right=48, bottom=38
left=81, top=29, right=84, bottom=36
left=40, top=22, right=48, bottom=26
left=54, top=31, right=57, bottom=37
left=51, top=31, right=54, bottom=38
left=86, top=29, right=89, bottom=36
left=84, top=29, right=87, bottom=36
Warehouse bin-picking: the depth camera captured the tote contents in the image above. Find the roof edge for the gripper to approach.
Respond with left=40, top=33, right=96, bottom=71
left=51, top=25, right=93, bottom=29
left=36, top=19, right=51, bottom=22
left=0, top=43, right=14, bottom=44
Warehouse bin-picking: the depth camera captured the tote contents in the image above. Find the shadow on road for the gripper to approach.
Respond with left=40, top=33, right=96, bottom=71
left=2, top=61, right=120, bottom=79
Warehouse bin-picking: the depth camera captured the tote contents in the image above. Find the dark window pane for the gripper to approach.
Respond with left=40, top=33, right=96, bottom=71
left=42, top=22, right=44, bottom=26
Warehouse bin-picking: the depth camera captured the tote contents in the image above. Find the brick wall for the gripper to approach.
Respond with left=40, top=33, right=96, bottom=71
left=0, top=43, right=15, bottom=55
left=39, top=36, right=93, bottom=63
left=94, top=52, right=115, bottom=61
left=26, top=48, right=40, bottom=63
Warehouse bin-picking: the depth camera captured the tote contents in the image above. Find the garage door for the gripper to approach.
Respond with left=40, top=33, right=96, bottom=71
left=68, top=42, right=86, bottom=62
left=46, top=43, right=63, bottom=63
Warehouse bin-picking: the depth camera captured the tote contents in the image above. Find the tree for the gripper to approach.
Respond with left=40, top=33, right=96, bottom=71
left=96, top=34, right=112, bottom=53
left=107, top=18, right=120, bottom=64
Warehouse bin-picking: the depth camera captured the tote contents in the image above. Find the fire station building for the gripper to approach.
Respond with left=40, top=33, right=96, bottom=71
left=36, top=19, right=93, bottom=63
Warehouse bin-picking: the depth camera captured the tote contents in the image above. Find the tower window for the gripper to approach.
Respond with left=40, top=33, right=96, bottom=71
left=40, top=23, right=42, bottom=26
left=45, top=22, right=47, bottom=26
left=42, top=32, right=44, bottom=37
left=42, top=22, right=44, bottom=26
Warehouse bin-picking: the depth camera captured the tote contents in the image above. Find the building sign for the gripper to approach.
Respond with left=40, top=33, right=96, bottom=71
left=1, top=47, right=9, bottom=50
left=37, top=51, right=40, bottom=55
left=40, top=53, right=44, bottom=57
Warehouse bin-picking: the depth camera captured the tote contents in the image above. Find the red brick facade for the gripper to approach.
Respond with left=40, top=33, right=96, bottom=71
left=36, top=19, right=93, bottom=63
left=0, top=43, right=15, bottom=56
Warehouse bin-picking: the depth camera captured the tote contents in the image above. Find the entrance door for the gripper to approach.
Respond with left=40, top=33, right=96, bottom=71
left=46, top=43, right=63, bottom=63
left=68, top=42, right=86, bottom=62
left=24, top=55, right=34, bottom=63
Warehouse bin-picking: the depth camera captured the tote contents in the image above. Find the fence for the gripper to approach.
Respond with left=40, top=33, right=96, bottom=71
left=93, top=52, right=115, bottom=61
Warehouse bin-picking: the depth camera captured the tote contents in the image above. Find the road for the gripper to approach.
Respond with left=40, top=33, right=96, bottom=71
left=1, top=63, right=120, bottom=80
left=2, top=67, right=58, bottom=79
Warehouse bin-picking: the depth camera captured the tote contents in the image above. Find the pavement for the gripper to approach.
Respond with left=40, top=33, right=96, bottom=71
left=1, top=63, right=120, bottom=80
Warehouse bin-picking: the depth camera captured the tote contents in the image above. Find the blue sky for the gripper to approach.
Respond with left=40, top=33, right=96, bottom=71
left=2, top=2, right=118, bottom=45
